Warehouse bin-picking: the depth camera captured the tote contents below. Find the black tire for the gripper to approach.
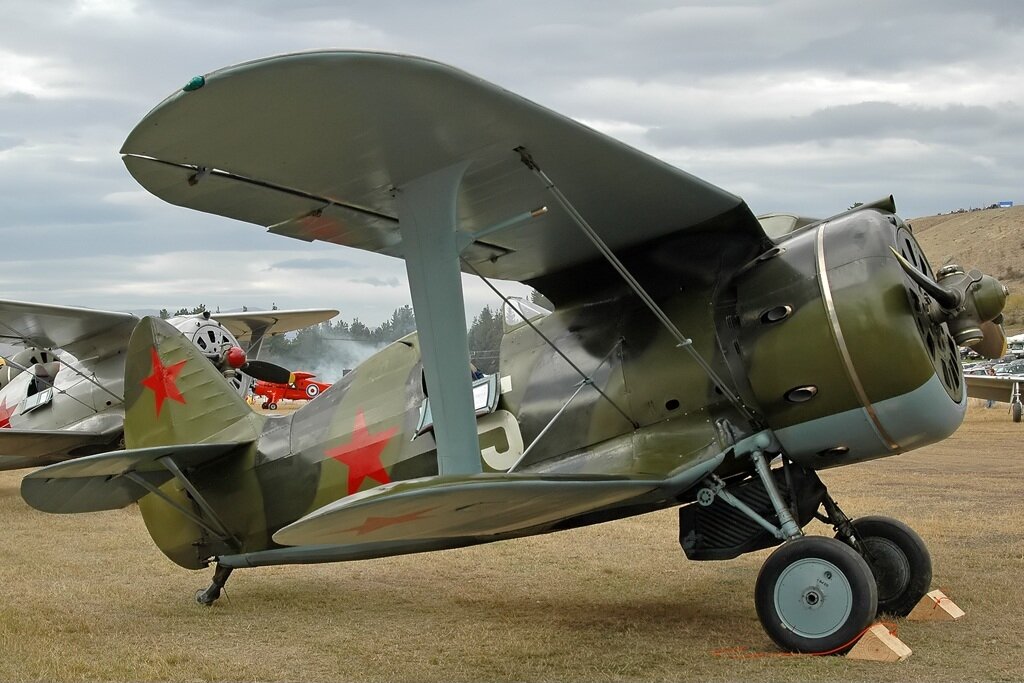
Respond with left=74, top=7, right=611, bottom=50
left=836, top=515, right=931, bottom=617
left=260, top=402, right=268, bottom=410
left=755, top=536, right=877, bottom=653
left=268, top=403, right=278, bottom=410
left=1013, top=402, right=1022, bottom=423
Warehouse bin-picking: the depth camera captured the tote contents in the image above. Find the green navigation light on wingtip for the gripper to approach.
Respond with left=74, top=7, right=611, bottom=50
left=182, top=75, right=205, bottom=92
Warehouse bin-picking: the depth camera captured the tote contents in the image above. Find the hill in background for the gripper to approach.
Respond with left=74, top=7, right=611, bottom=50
left=912, top=205, right=1024, bottom=332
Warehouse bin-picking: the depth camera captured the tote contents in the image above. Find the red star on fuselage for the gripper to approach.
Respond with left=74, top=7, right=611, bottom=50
left=0, top=397, right=14, bottom=429
left=326, top=410, right=398, bottom=495
left=141, top=348, right=187, bottom=417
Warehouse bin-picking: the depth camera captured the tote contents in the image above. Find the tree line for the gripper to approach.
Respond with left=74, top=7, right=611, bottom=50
left=162, top=302, right=509, bottom=375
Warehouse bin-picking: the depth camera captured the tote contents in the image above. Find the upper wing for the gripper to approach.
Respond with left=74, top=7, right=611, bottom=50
left=0, top=298, right=137, bottom=361
left=121, top=51, right=769, bottom=298
left=964, top=374, right=1019, bottom=403
left=213, top=308, right=338, bottom=344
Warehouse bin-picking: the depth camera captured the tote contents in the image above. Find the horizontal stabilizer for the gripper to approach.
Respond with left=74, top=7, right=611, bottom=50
left=273, top=474, right=664, bottom=547
left=21, top=442, right=248, bottom=514
left=0, top=428, right=120, bottom=471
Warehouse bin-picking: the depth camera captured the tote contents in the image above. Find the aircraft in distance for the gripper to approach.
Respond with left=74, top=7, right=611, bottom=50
left=23, top=51, right=1009, bottom=654
left=965, top=369, right=1024, bottom=421
left=0, top=299, right=336, bottom=470
left=252, top=371, right=332, bottom=410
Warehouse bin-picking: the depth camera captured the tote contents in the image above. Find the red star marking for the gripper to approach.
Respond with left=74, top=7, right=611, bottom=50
left=326, top=410, right=398, bottom=495
left=0, top=397, right=14, bottom=429
left=343, top=507, right=437, bottom=536
left=141, top=347, right=187, bottom=417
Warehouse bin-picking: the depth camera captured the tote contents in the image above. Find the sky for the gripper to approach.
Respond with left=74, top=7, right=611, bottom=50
left=1, top=0, right=1022, bottom=325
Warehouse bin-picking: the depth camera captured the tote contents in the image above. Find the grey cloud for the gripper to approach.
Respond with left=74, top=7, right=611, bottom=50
left=649, top=102, right=1024, bottom=148
left=0, top=135, right=24, bottom=151
left=269, top=258, right=357, bottom=270
left=0, top=0, right=1021, bottom=315
left=352, top=276, right=401, bottom=288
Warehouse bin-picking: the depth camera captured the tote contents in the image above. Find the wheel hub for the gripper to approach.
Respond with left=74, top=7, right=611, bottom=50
left=801, top=586, right=824, bottom=607
left=774, top=558, right=853, bottom=638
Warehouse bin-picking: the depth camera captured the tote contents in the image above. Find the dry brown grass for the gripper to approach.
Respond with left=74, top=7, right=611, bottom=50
left=1, top=405, right=1022, bottom=681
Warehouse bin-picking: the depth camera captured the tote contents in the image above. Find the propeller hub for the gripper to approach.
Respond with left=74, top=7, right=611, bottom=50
left=225, top=346, right=247, bottom=369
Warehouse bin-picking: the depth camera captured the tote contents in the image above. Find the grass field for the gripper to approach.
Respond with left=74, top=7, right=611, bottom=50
left=1, top=405, right=1022, bottom=682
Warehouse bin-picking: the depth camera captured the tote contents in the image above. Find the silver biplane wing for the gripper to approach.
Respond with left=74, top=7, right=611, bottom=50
left=0, top=298, right=137, bottom=361
left=213, top=308, right=338, bottom=349
left=965, top=374, right=1020, bottom=404
left=0, top=427, right=122, bottom=471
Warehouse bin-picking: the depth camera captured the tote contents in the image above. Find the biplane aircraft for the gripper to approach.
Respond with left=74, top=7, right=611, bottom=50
left=0, top=299, right=336, bottom=470
left=965, top=371, right=1024, bottom=421
left=22, top=51, right=1009, bottom=653
left=252, top=371, right=332, bottom=410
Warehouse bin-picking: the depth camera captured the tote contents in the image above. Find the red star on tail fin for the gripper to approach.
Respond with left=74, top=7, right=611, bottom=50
left=141, top=348, right=186, bottom=417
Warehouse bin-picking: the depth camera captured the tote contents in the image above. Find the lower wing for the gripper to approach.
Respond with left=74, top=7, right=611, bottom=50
left=964, top=374, right=1019, bottom=403
left=0, top=428, right=122, bottom=471
left=273, top=452, right=723, bottom=547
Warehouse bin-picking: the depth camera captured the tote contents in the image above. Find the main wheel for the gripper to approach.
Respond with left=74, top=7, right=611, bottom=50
left=836, top=515, right=931, bottom=617
left=1013, top=402, right=1022, bottom=423
left=268, top=402, right=278, bottom=410
left=755, top=536, right=877, bottom=653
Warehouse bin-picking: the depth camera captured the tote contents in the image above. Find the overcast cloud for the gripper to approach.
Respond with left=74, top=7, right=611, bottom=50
left=1, top=0, right=1021, bottom=323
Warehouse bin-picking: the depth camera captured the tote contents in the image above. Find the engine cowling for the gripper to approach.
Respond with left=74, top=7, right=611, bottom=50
left=721, top=208, right=995, bottom=469
left=165, top=313, right=253, bottom=396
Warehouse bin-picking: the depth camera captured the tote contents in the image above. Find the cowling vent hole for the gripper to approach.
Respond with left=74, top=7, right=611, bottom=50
left=784, top=385, right=818, bottom=403
left=760, top=305, right=793, bottom=325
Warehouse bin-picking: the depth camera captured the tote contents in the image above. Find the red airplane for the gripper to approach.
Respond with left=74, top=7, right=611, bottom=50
left=253, top=372, right=331, bottom=410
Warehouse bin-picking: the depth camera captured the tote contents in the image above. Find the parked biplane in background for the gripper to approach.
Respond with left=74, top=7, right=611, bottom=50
left=0, top=299, right=336, bottom=469
left=22, top=51, right=1010, bottom=654
left=252, top=372, right=332, bottom=410
left=965, top=367, right=1024, bottom=421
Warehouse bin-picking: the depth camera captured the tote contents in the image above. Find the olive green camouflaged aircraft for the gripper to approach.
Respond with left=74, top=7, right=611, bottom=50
left=22, top=51, right=1010, bottom=653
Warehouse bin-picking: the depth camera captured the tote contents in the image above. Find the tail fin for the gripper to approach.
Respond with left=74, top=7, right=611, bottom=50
left=124, top=316, right=262, bottom=448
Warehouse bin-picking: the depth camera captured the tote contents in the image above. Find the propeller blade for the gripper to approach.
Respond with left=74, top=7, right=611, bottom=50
left=971, top=320, right=1007, bottom=359
left=242, top=360, right=294, bottom=384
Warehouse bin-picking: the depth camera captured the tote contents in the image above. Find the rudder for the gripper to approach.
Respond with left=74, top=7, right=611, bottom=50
left=124, top=316, right=262, bottom=448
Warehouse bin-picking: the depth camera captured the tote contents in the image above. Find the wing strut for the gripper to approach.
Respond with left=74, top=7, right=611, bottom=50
left=395, top=162, right=482, bottom=476
left=507, top=340, right=624, bottom=473
left=2, top=357, right=100, bottom=412
left=123, top=471, right=235, bottom=545
left=516, top=147, right=756, bottom=423
left=159, top=456, right=241, bottom=550
left=56, top=356, right=125, bottom=403
left=462, top=258, right=637, bottom=430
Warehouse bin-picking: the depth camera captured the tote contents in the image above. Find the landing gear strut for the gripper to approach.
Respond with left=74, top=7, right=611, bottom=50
left=195, top=564, right=233, bottom=606
left=685, top=442, right=933, bottom=652
left=756, top=488, right=932, bottom=651
left=831, top=514, right=932, bottom=616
